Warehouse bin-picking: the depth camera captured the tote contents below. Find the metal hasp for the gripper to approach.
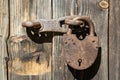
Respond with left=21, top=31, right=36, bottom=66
left=22, top=19, right=68, bottom=33
left=62, top=16, right=99, bottom=70
left=22, top=15, right=99, bottom=70
left=22, top=15, right=85, bottom=33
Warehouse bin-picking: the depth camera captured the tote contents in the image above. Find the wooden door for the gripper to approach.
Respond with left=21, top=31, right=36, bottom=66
left=0, top=0, right=119, bottom=80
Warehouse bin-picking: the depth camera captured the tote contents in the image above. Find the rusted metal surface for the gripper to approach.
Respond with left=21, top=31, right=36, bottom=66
left=63, top=33, right=98, bottom=70
left=64, top=16, right=95, bottom=36
left=62, top=16, right=99, bottom=70
left=22, top=16, right=99, bottom=70
left=22, top=19, right=68, bottom=33
left=22, top=15, right=88, bottom=33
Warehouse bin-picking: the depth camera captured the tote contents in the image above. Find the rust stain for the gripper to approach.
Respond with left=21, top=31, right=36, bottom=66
left=63, top=34, right=98, bottom=70
left=62, top=16, right=99, bottom=70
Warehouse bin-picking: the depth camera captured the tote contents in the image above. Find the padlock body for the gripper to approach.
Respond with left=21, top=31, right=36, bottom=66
left=62, top=34, right=98, bottom=70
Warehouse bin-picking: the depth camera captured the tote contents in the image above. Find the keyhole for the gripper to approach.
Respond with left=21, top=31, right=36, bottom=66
left=78, top=59, right=82, bottom=66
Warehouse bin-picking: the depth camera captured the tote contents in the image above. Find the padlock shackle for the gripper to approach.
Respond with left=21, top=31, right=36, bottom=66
left=73, top=16, right=95, bottom=36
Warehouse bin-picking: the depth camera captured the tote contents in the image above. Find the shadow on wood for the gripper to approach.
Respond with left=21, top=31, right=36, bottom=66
left=68, top=47, right=101, bottom=80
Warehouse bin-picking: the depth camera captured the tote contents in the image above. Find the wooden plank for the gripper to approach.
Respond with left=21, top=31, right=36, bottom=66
left=77, top=0, right=109, bottom=80
left=8, top=0, right=52, bottom=80
left=36, top=0, right=52, bottom=80
left=8, top=0, right=33, bottom=79
left=52, top=0, right=109, bottom=80
left=0, top=0, right=9, bottom=80
left=52, top=0, right=75, bottom=80
left=109, top=0, right=120, bottom=80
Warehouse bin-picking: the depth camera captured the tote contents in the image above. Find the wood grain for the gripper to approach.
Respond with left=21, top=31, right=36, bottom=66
left=36, top=0, right=52, bottom=80
left=77, top=0, right=109, bottom=80
left=8, top=0, right=33, bottom=79
left=0, top=0, right=9, bottom=80
left=109, top=0, right=120, bottom=80
left=2, top=0, right=119, bottom=80
left=8, top=0, right=52, bottom=80
left=52, top=0, right=76, bottom=80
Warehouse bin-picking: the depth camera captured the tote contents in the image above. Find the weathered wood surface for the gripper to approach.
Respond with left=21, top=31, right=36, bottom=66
left=52, top=0, right=75, bottom=80
left=8, top=0, right=52, bottom=80
left=0, top=0, right=9, bottom=80
left=52, top=0, right=108, bottom=80
left=109, top=0, right=120, bottom=80
left=77, top=0, right=109, bottom=80
left=36, top=0, right=52, bottom=79
left=1, top=0, right=120, bottom=80
left=8, top=0, right=34, bottom=79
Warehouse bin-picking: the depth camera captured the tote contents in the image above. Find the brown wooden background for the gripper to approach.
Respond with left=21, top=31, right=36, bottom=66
left=0, top=0, right=119, bottom=80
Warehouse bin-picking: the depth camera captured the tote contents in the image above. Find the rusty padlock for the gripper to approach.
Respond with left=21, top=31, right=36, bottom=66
left=62, top=16, right=99, bottom=70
